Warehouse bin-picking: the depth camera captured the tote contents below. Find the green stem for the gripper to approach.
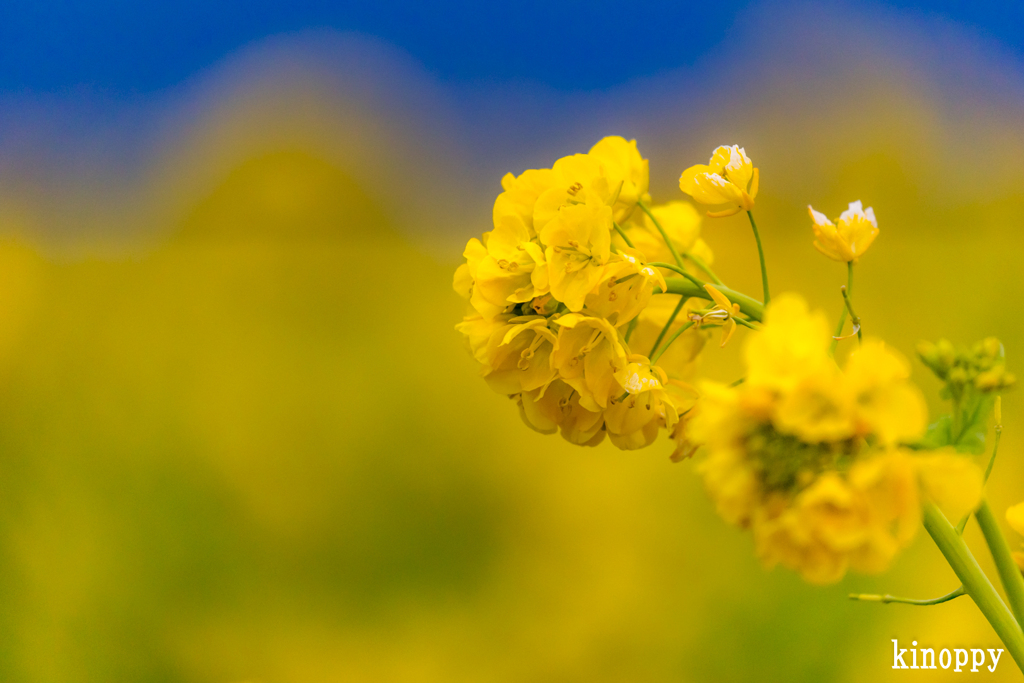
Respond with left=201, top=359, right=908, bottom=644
left=623, top=317, right=638, bottom=344
left=976, top=499, right=1024, bottom=629
left=983, top=423, right=1002, bottom=484
left=848, top=586, right=965, bottom=606
left=650, top=297, right=687, bottom=359
left=829, top=261, right=854, bottom=356
left=683, top=253, right=723, bottom=285
left=638, top=201, right=683, bottom=267
left=957, top=422, right=1001, bottom=534
left=840, top=285, right=862, bottom=344
left=650, top=262, right=705, bottom=289
left=922, top=502, right=1024, bottom=672
left=662, top=278, right=764, bottom=322
left=613, top=221, right=635, bottom=248
left=650, top=321, right=695, bottom=365
left=746, top=210, right=770, bottom=305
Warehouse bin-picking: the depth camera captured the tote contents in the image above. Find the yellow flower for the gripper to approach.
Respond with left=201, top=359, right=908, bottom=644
left=679, top=145, right=759, bottom=217
left=455, top=312, right=511, bottom=370
left=458, top=315, right=559, bottom=396
left=773, top=369, right=856, bottom=444
left=807, top=200, right=878, bottom=263
left=516, top=380, right=607, bottom=446
left=916, top=450, right=984, bottom=521
left=752, top=449, right=922, bottom=585
left=744, top=293, right=832, bottom=393
left=494, top=167, right=557, bottom=237
left=587, top=136, right=650, bottom=221
left=1007, top=501, right=1024, bottom=571
left=550, top=313, right=628, bottom=412
left=844, top=339, right=927, bottom=444
left=539, top=197, right=613, bottom=312
left=697, top=284, right=742, bottom=347
left=583, top=248, right=667, bottom=327
left=604, top=359, right=681, bottom=450
left=457, top=213, right=548, bottom=318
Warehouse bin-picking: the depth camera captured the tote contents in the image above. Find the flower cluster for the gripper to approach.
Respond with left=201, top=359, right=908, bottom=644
left=454, top=136, right=1004, bottom=589
left=454, top=137, right=714, bottom=449
left=688, top=294, right=983, bottom=583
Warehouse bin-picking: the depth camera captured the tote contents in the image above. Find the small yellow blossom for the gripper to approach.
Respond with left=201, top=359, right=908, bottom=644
left=588, top=136, right=650, bottom=221
left=679, top=145, right=759, bottom=217
left=807, top=200, right=878, bottom=263
left=457, top=315, right=559, bottom=396
left=916, top=450, right=984, bottom=521
left=605, top=360, right=679, bottom=450
left=744, top=293, right=832, bottom=393
left=456, top=213, right=548, bottom=318
left=697, top=284, right=742, bottom=347
left=1007, top=501, right=1024, bottom=571
left=583, top=248, right=667, bottom=327
left=844, top=340, right=927, bottom=444
left=494, top=167, right=557, bottom=237
left=517, top=380, right=606, bottom=446
left=539, top=197, right=613, bottom=312
left=551, top=313, right=628, bottom=412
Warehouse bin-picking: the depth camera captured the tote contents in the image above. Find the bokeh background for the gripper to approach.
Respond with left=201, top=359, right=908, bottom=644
left=1, top=1, right=1023, bottom=680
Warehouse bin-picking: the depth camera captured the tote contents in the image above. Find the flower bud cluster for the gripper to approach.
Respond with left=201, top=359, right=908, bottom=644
left=917, top=337, right=1017, bottom=395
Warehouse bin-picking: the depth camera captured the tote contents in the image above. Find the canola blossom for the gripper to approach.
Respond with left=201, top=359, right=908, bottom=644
left=455, top=136, right=1024, bottom=671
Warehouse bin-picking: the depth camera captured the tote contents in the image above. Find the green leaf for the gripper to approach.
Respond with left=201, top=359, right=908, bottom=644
left=922, top=415, right=953, bottom=449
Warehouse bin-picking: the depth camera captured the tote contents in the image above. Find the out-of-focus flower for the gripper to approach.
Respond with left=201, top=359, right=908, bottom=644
left=1005, top=501, right=1024, bottom=571
left=807, top=201, right=878, bottom=263
left=686, top=292, right=949, bottom=583
left=679, top=145, right=758, bottom=217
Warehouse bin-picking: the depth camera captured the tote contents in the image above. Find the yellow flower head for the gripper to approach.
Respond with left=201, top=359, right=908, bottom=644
left=604, top=359, right=682, bottom=450
left=807, top=200, right=878, bottom=263
left=679, top=145, right=759, bottom=218
left=456, top=212, right=549, bottom=319
left=588, top=136, right=650, bottom=221
left=517, top=380, right=605, bottom=446
left=744, top=293, right=832, bottom=393
left=550, top=313, right=627, bottom=412
left=539, top=196, right=613, bottom=312
left=583, top=248, right=667, bottom=327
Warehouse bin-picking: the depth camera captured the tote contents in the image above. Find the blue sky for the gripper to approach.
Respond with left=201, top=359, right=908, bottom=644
left=2, top=1, right=1022, bottom=92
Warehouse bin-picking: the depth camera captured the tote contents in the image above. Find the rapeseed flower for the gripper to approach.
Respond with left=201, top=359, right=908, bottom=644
left=539, top=196, right=613, bottom=312
left=679, top=145, right=759, bottom=217
left=686, top=293, right=973, bottom=583
left=808, top=201, right=879, bottom=263
left=1007, top=501, right=1024, bottom=571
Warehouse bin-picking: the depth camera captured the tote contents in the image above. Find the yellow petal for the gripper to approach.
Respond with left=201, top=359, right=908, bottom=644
left=720, top=318, right=737, bottom=347
left=917, top=452, right=984, bottom=521
left=703, top=283, right=732, bottom=311
left=1007, top=501, right=1024, bottom=536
